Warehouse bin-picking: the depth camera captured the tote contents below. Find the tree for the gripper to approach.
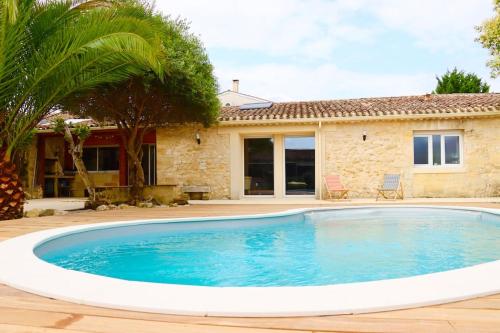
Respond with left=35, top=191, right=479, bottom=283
left=0, top=0, right=165, bottom=220
left=66, top=17, right=220, bottom=203
left=53, top=119, right=96, bottom=202
left=434, top=68, right=490, bottom=94
left=477, top=0, right=500, bottom=77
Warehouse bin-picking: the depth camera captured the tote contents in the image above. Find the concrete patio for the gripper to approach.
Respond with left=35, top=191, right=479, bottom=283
left=189, top=197, right=500, bottom=205
left=25, top=198, right=86, bottom=211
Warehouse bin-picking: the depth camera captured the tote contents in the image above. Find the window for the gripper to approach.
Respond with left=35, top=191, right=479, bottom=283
left=244, top=138, right=274, bottom=195
left=83, top=147, right=119, bottom=171
left=413, top=133, right=462, bottom=166
left=82, top=147, right=98, bottom=171
left=285, top=136, right=315, bottom=195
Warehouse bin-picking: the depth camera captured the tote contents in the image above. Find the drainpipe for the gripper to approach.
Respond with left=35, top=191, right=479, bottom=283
left=318, top=121, right=322, bottom=200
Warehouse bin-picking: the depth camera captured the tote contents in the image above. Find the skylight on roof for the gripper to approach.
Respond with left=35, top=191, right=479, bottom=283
left=239, top=102, right=273, bottom=110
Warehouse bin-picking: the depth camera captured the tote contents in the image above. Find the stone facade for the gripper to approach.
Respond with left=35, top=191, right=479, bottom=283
left=322, top=118, right=500, bottom=198
left=71, top=172, right=120, bottom=197
left=156, top=125, right=231, bottom=199
left=28, top=114, right=499, bottom=200
left=156, top=117, right=499, bottom=199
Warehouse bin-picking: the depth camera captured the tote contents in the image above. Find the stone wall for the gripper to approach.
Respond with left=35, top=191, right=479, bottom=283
left=156, top=125, right=231, bottom=199
left=71, top=172, right=120, bottom=197
left=322, top=117, right=500, bottom=198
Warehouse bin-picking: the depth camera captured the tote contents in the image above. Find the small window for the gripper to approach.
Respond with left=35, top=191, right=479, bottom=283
left=413, top=132, right=462, bottom=167
left=83, top=147, right=119, bottom=171
left=413, top=137, right=428, bottom=165
left=444, top=136, right=460, bottom=164
left=432, top=135, right=441, bottom=165
left=82, top=147, right=98, bottom=171
left=98, top=147, right=119, bottom=171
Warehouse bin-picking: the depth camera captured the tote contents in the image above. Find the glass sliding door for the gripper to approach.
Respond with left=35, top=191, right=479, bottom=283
left=141, top=145, right=156, bottom=186
left=244, top=138, right=274, bottom=195
left=284, top=136, right=315, bottom=195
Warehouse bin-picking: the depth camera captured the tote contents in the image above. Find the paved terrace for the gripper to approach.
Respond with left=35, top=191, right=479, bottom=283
left=0, top=202, right=499, bottom=333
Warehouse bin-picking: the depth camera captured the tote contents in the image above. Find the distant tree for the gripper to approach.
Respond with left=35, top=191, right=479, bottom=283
left=477, top=0, right=500, bottom=77
left=66, top=18, right=220, bottom=203
left=434, top=68, right=490, bottom=94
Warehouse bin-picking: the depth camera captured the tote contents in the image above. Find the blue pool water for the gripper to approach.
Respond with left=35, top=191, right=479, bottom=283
left=35, top=208, right=500, bottom=287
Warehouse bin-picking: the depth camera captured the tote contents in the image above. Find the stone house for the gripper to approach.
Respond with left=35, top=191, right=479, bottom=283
left=217, top=79, right=271, bottom=107
left=27, top=93, right=500, bottom=201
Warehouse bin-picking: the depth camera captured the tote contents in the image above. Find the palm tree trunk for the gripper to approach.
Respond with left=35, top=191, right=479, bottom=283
left=0, top=149, right=24, bottom=220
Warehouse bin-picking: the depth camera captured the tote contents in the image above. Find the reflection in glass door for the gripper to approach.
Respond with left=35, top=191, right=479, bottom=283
left=244, top=138, right=274, bottom=195
left=285, top=136, right=315, bottom=195
left=141, top=145, right=156, bottom=186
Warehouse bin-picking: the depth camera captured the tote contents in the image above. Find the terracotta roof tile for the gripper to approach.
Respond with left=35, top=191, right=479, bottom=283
left=219, top=94, right=500, bottom=122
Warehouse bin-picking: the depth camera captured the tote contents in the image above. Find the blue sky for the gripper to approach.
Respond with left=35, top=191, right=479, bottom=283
left=156, top=0, right=498, bottom=102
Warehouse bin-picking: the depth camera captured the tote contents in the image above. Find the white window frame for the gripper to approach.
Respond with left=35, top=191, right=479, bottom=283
left=413, top=131, right=464, bottom=168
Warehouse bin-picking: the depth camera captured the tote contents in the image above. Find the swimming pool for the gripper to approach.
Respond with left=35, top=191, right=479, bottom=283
left=35, top=207, right=500, bottom=287
left=1, top=206, right=499, bottom=316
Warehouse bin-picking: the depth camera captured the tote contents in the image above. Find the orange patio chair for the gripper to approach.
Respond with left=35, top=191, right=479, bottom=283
left=324, top=175, right=349, bottom=200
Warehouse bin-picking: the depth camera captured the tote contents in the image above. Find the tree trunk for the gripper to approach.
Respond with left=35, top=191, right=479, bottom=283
left=61, top=126, right=96, bottom=202
left=72, top=151, right=95, bottom=201
left=127, top=141, right=145, bottom=204
left=0, top=149, right=24, bottom=220
left=116, top=122, right=147, bottom=205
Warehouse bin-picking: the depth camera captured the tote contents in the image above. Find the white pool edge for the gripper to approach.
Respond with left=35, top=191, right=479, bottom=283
left=0, top=205, right=499, bottom=317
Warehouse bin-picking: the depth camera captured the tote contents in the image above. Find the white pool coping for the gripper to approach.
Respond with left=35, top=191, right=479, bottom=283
left=0, top=205, right=499, bottom=317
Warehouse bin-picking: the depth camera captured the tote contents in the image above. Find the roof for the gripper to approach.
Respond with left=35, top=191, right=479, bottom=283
left=218, top=90, right=271, bottom=102
left=37, top=111, right=108, bottom=130
left=37, top=93, right=500, bottom=131
left=217, top=90, right=271, bottom=107
left=219, top=93, right=500, bottom=122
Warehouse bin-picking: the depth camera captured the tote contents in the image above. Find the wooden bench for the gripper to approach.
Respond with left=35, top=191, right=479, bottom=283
left=182, top=185, right=211, bottom=200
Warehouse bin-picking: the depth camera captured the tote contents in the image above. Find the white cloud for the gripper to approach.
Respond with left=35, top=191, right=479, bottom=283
left=215, top=63, right=434, bottom=101
left=155, top=0, right=377, bottom=58
left=156, top=0, right=494, bottom=55
left=154, top=0, right=498, bottom=99
left=364, top=0, right=494, bottom=51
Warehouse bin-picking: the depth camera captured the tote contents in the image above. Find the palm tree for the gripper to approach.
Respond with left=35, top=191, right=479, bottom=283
left=0, top=0, right=165, bottom=220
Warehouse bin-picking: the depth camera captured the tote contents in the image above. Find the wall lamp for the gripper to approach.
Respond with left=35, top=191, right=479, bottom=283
left=195, top=131, right=201, bottom=145
left=362, top=130, right=367, bottom=141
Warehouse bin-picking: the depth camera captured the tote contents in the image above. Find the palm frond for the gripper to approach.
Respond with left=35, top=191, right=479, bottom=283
left=0, top=0, right=165, bottom=158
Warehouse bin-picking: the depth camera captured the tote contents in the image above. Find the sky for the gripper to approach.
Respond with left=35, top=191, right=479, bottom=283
left=155, top=0, right=498, bottom=102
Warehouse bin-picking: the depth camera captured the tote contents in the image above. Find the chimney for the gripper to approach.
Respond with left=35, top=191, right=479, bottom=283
left=232, top=79, right=239, bottom=93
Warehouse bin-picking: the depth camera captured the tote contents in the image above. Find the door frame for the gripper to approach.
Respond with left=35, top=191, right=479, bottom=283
left=282, top=135, right=316, bottom=198
left=241, top=135, right=276, bottom=198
